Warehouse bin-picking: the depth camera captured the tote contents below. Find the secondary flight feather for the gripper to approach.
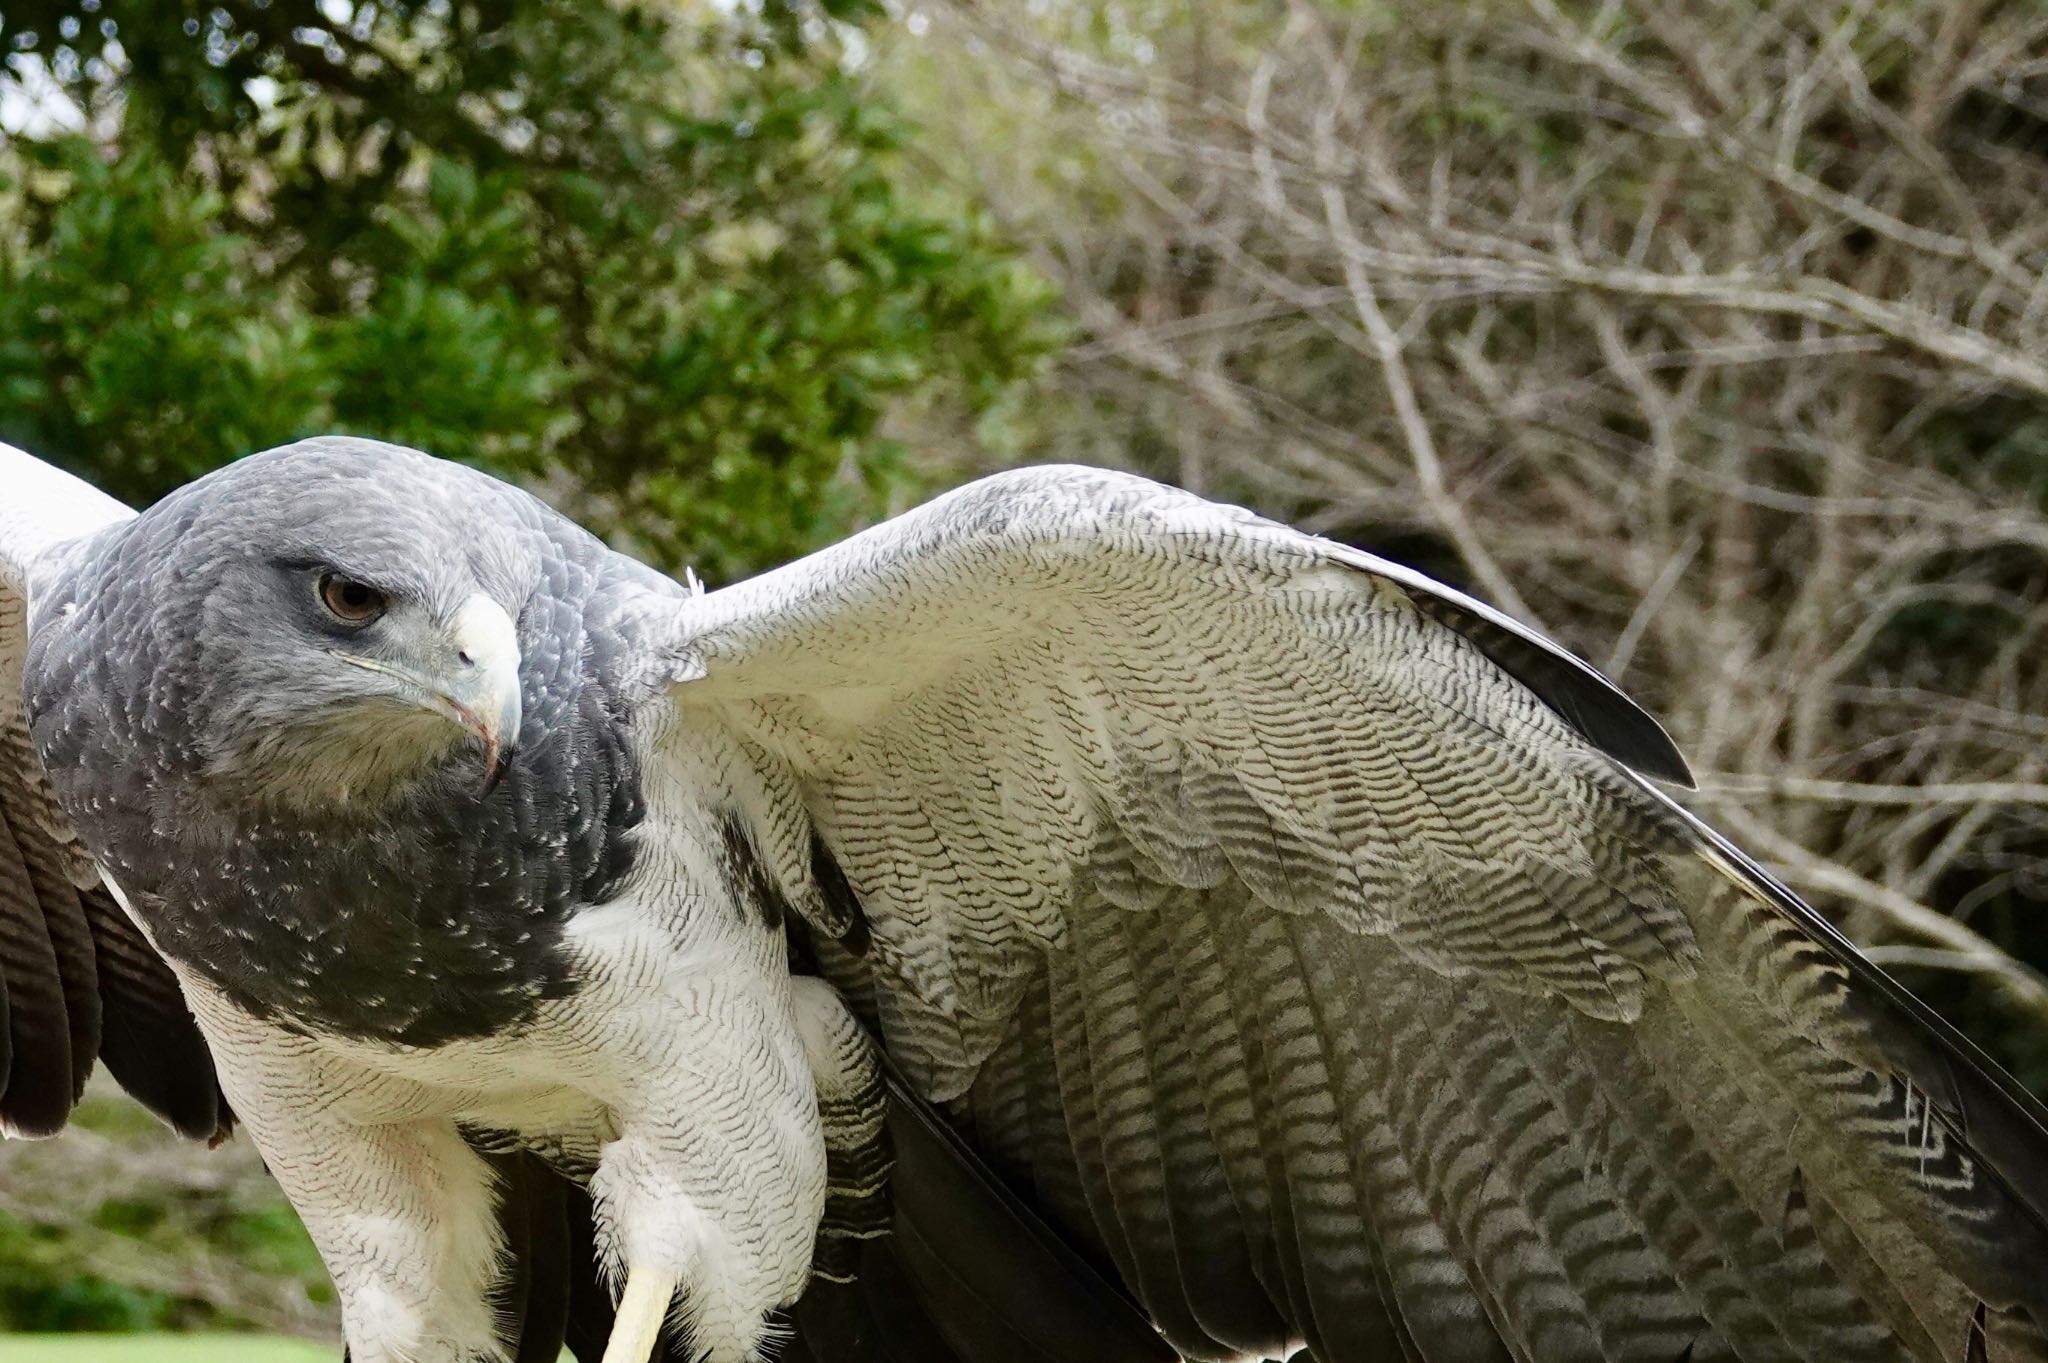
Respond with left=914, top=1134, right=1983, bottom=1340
left=1, top=435, right=2044, bottom=1363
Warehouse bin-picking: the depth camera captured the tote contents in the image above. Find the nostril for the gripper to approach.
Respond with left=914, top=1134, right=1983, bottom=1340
left=458, top=649, right=476, bottom=667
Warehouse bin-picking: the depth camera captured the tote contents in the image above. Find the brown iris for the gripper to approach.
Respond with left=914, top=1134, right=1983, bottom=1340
left=318, top=573, right=388, bottom=625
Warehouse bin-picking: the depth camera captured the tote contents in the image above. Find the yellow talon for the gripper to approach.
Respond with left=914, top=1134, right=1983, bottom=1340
left=601, top=1264, right=678, bottom=1363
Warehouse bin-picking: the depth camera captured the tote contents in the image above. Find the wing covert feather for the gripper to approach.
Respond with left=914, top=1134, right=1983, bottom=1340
left=665, top=464, right=2048, bottom=1362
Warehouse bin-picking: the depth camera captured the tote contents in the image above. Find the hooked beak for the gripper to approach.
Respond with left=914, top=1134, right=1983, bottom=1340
left=440, top=595, right=523, bottom=794
left=331, top=594, right=524, bottom=795
left=446, top=665, right=522, bottom=796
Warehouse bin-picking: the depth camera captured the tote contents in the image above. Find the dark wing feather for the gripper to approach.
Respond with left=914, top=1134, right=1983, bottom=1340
left=661, top=464, right=2048, bottom=1363
left=870, top=1060, right=1175, bottom=1363
left=81, top=883, right=229, bottom=1141
left=0, top=761, right=86, bottom=1135
left=484, top=1148, right=576, bottom=1363
left=0, top=444, right=229, bottom=1141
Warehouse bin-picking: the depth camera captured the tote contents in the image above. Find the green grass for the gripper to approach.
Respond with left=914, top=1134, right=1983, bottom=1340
left=0, top=1336, right=334, bottom=1361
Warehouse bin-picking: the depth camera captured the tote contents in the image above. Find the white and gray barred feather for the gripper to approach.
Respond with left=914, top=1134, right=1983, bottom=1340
left=662, top=465, right=2048, bottom=1363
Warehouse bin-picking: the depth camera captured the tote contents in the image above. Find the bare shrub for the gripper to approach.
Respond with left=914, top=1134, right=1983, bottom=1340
left=898, top=0, right=2048, bottom=1074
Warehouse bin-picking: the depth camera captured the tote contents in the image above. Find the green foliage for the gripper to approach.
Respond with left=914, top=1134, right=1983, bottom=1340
left=0, top=1204, right=327, bottom=1335
left=0, top=1219, right=181, bottom=1333
left=0, top=0, right=1063, bottom=1332
left=0, top=1335, right=336, bottom=1360
left=0, top=1089, right=330, bottom=1334
left=0, top=140, right=335, bottom=498
left=0, top=0, right=1063, bottom=579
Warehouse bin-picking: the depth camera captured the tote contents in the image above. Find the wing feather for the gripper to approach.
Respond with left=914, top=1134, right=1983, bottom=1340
left=0, top=441, right=228, bottom=1141
left=0, top=782, right=83, bottom=1134
left=664, top=464, right=2048, bottom=1361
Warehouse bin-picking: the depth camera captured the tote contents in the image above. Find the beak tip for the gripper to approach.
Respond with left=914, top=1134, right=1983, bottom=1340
left=480, top=741, right=515, bottom=796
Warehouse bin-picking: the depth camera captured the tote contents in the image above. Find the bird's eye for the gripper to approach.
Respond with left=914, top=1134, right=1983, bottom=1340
left=317, top=573, right=388, bottom=625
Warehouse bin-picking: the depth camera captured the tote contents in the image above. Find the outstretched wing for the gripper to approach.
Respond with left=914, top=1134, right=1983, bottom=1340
left=660, top=464, right=2048, bottom=1363
left=0, top=442, right=227, bottom=1141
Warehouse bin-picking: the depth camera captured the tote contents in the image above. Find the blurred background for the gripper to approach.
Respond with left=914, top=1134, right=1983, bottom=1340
left=2, top=0, right=2046, bottom=1354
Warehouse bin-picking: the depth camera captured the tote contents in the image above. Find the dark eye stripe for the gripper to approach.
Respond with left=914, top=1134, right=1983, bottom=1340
left=318, top=572, right=389, bottom=625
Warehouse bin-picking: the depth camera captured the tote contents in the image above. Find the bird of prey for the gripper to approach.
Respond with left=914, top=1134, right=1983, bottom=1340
left=2, top=435, right=2046, bottom=1363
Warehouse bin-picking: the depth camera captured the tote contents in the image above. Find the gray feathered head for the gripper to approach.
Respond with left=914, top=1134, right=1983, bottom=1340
left=45, top=438, right=538, bottom=809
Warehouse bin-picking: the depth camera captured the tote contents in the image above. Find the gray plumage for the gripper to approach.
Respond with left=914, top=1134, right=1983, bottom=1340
left=2, top=435, right=2045, bottom=1363
left=26, top=443, right=655, bottom=1046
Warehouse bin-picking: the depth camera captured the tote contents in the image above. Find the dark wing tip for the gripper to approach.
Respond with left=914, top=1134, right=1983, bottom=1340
left=1358, top=553, right=1696, bottom=786
left=95, top=1003, right=230, bottom=1143
left=810, top=827, right=873, bottom=956
left=0, top=1030, right=76, bottom=1138
left=1519, top=649, right=1696, bottom=787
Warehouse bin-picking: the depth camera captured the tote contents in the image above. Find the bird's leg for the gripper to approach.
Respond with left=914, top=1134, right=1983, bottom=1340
left=185, top=1001, right=505, bottom=1363
left=587, top=987, right=874, bottom=1363
left=588, top=1097, right=822, bottom=1363
left=581, top=984, right=828, bottom=1363
left=260, top=1111, right=504, bottom=1362
left=602, top=1265, right=679, bottom=1363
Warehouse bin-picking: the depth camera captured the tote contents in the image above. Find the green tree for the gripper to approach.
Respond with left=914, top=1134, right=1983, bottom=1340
left=0, top=0, right=1063, bottom=1333
left=0, top=0, right=1063, bottom=579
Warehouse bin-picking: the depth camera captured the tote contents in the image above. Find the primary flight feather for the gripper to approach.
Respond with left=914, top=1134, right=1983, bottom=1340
left=1, top=435, right=2045, bottom=1363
